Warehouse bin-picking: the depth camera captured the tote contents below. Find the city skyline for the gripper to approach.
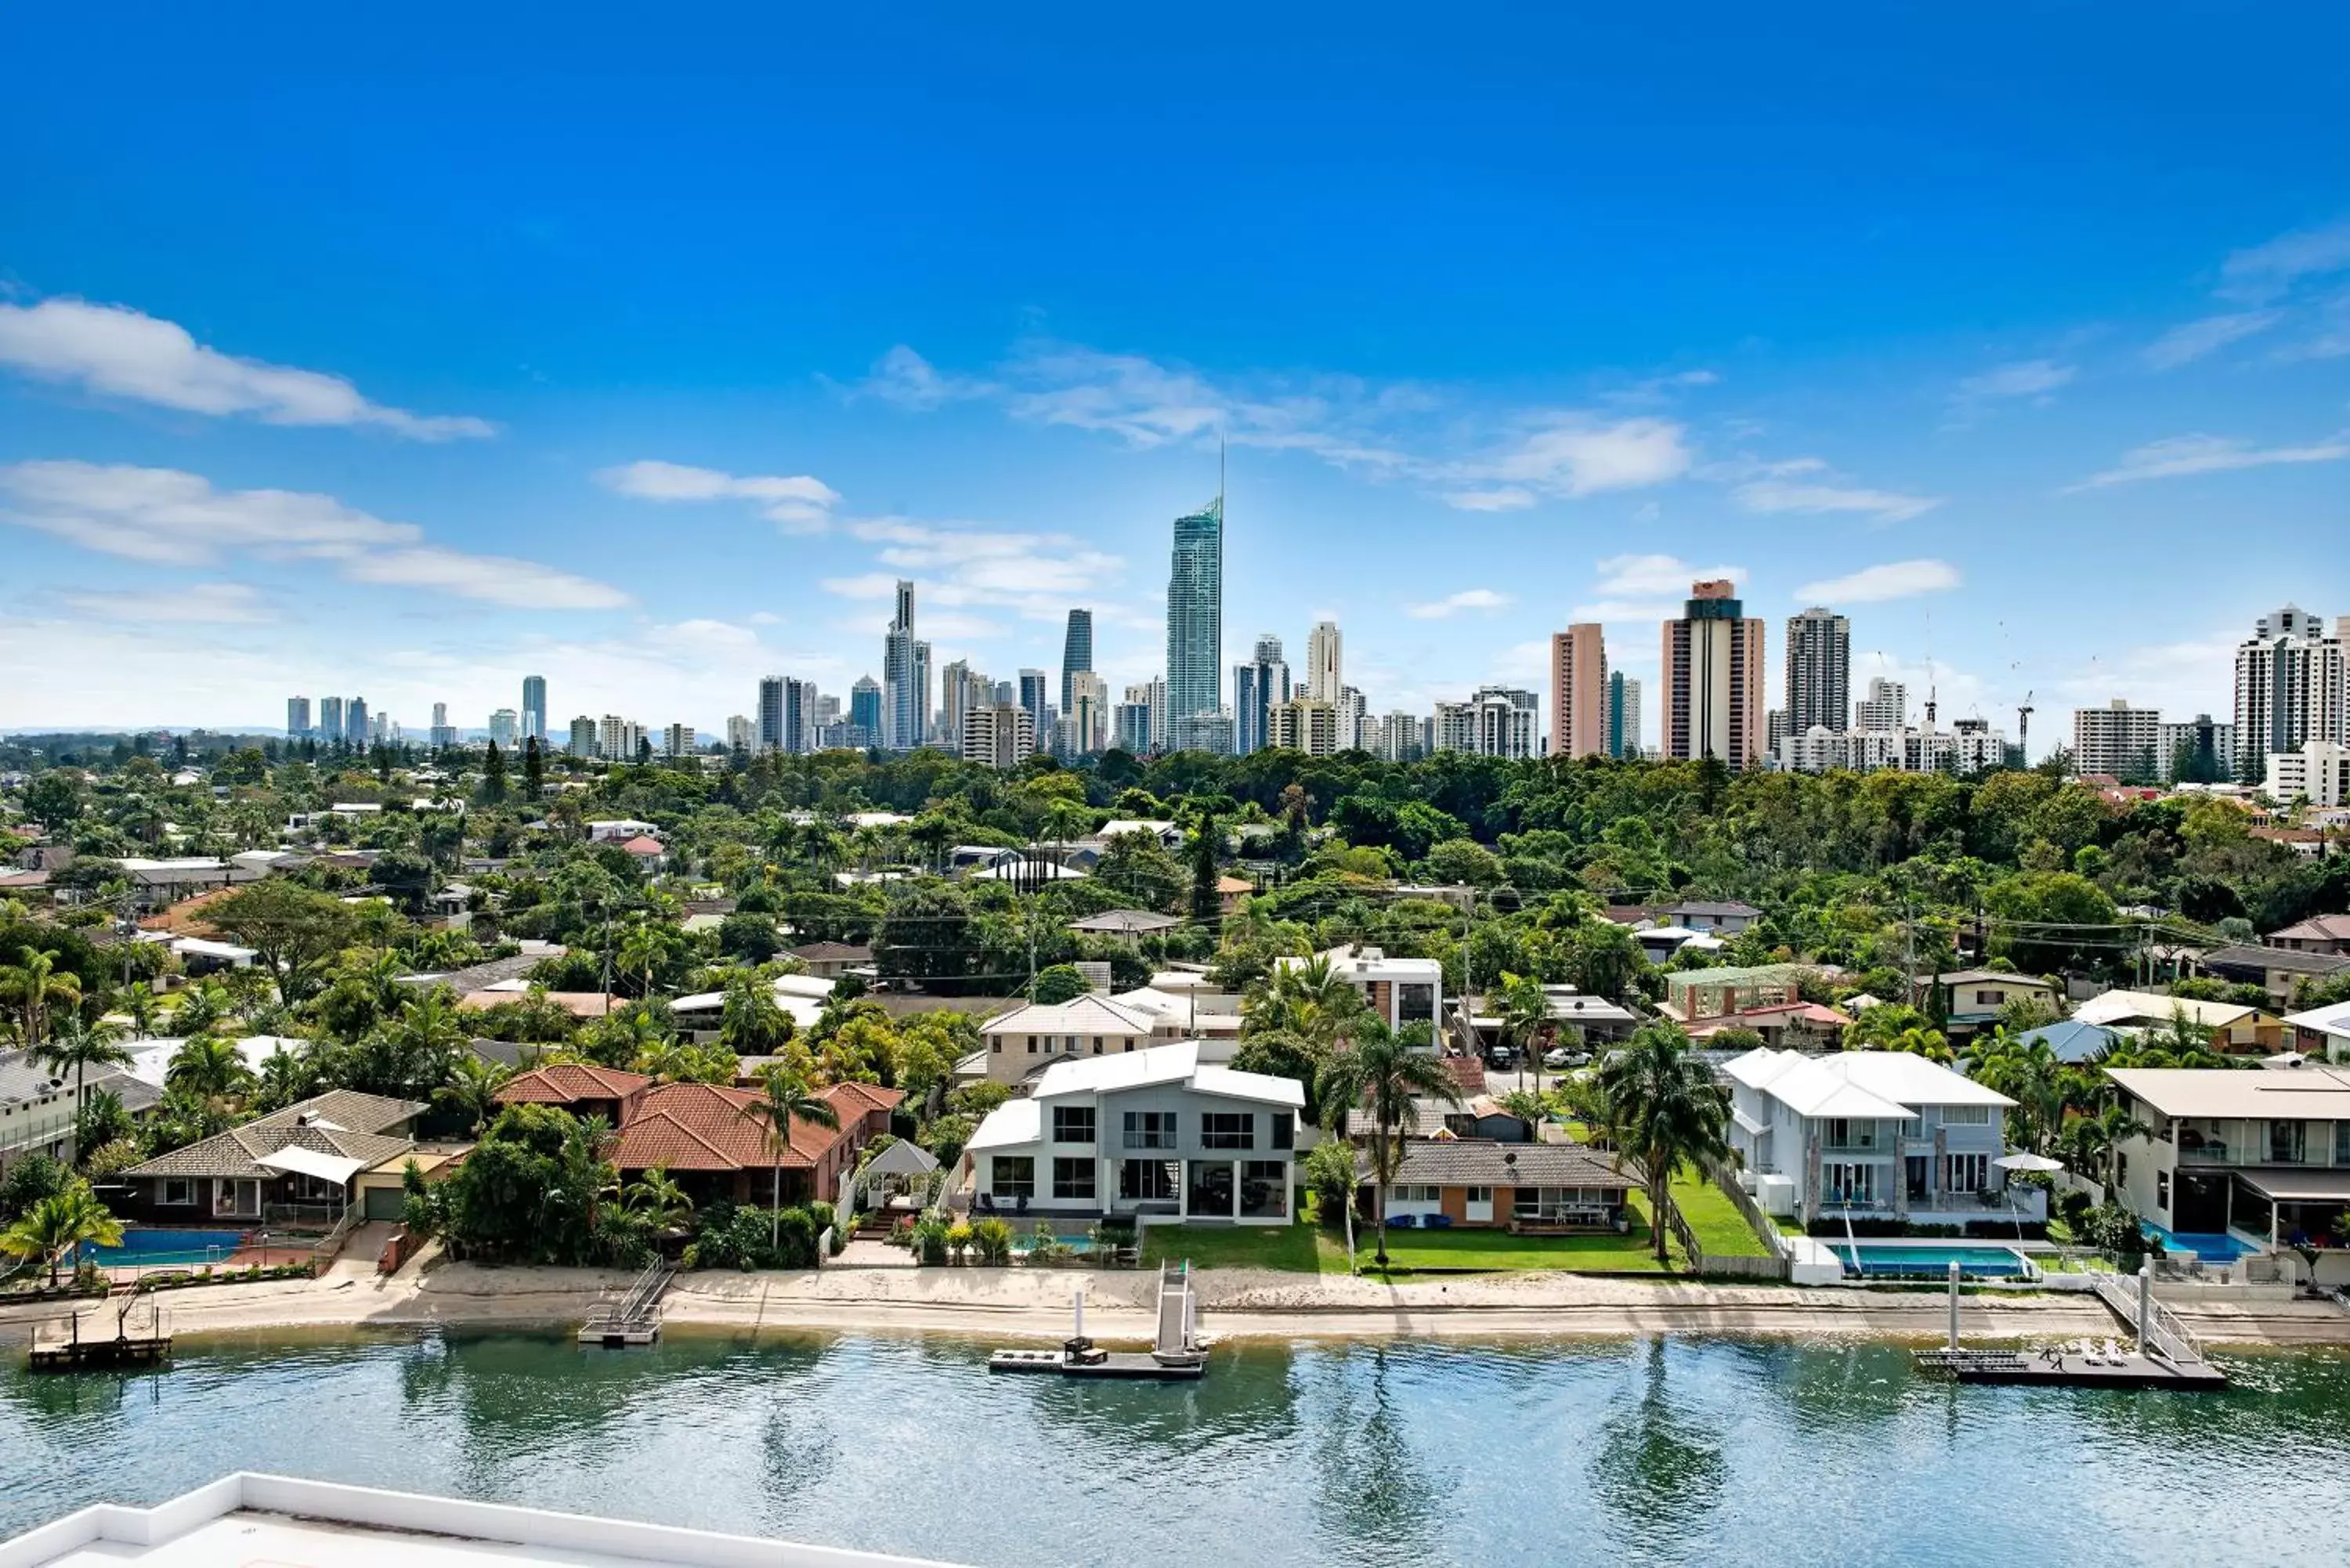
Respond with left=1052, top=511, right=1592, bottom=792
left=3, top=10, right=2348, bottom=742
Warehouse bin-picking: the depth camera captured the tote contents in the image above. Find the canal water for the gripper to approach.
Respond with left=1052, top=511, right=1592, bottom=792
left=4, top=1330, right=2347, bottom=1566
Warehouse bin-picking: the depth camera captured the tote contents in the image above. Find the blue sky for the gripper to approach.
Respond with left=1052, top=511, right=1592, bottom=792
left=3, top=4, right=2348, bottom=749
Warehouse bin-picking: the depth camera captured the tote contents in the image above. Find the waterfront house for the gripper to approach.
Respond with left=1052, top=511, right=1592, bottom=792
left=964, top=1042, right=1302, bottom=1223
left=118, top=1089, right=425, bottom=1223
left=1274, top=945, right=1444, bottom=1034
left=2071, top=989, right=2283, bottom=1053
left=1932, top=970, right=2059, bottom=1033
left=1362, top=1140, right=1634, bottom=1231
left=1721, top=1048, right=2041, bottom=1228
left=979, top=995, right=1156, bottom=1085
left=2105, top=1066, right=2350, bottom=1281
left=0, top=1050, right=139, bottom=1174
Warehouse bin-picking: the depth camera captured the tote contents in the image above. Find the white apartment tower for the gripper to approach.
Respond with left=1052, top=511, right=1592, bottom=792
left=2072, top=699, right=2164, bottom=780
left=1784, top=606, right=1851, bottom=737
left=1854, top=677, right=1907, bottom=732
left=2232, top=605, right=2347, bottom=786
left=961, top=702, right=1037, bottom=770
left=1306, top=620, right=1343, bottom=701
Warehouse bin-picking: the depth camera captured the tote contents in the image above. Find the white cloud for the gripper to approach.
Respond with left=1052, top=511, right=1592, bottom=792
left=0, top=298, right=494, bottom=439
left=1567, top=553, right=1744, bottom=623
left=1473, top=415, right=1692, bottom=499
left=1405, top=588, right=1510, bottom=620
left=859, top=345, right=992, bottom=410
left=1792, top=558, right=1962, bottom=605
left=60, top=582, right=271, bottom=623
left=1734, top=477, right=1940, bottom=523
left=0, top=461, right=628, bottom=609
left=819, top=516, right=1126, bottom=626
left=595, top=460, right=841, bottom=533
left=2068, top=431, right=2350, bottom=489
left=1954, top=358, right=2074, bottom=403
left=1439, top=487, right=1535, bottom=512
left=2220, top=219, right=2350, bottom=303
left=2142, top=310, right=2284, bottom=370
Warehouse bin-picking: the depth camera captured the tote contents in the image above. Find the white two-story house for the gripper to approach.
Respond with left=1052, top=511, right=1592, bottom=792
left=1723, top=1047, right=2041, bottom=1227
left=964, top=1042, right=1303, bottom=1223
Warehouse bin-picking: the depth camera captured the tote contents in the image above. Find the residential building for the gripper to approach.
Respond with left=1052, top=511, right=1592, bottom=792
left=345, top=696, right=370, bottom=747
left=848, top=676, right=882, bottom=742
left=2283, top=998, right=2350, bottom=1060
left=881, top=579, right=922, bottom=749
left=1234, top=634, right=1289, bottom=755
left=1933, top=969, right=2059, bottom=1032
left=1060, top=608, right=1094, bottom=720
left=980, top=994, right=1158, bottom=1084
left=486, top=709, right=518, bottom=749
left=598, top=715, right=643, bottom=762
left=1853, top=676, right=1907, bottom=732
left=567, top=715, right=597, bottom=756
left=2193, top=942, right=2350, bottom=1006
left=1018, top=668, right=1049, bottom=746
left=2071, top=989, right=2283, bottom=1053
left=938, top=659, right=982, bottom=754
left=2157, top=713, right=2235, bottom=783
left=521, top=674, right=547, bottom=741
left=1434, top=686, right=1538, bottom=758
left=2269, top=915, right=2350, bottom=956
left=1335, top=685, right=1369, bottom=752
left=1306, top=619, right=1343, bottom=700
left=1343, top=1096, right=1538, bottom=1144
left=2232, top=605, right=2347, bottom=785
left=965, top=1042, right=1302, bottom=1223
left=2073, top=699, right=2164, bottom=781
left=1765, top=708, right=1789, bottom=764
left=1274, top=945, right=1442, bottom=1032
left=1375, top=710, right=1425, bottom=762
left=1361, top=1141, right=1632, bottom=1230
left=757, top=677, right=786, bottom=753
left=1165, top=495, right=1224, bottom=746
left=1778, top=723, right=2008, bottom=777
left=2266, top=739, right=2350, bottom=807
left=1113, top=701, right=1155, bottom=753
left=1723, top=1047, right=2039, bottom=1226
left=2106, top=1067, right=2350, bottom=1276
left=1665, top=899, right=1764, bottom=934
left=1064, top=670, right=1109, bottom=756
left=1547, top=623, right=1607, bottom=759
left=318, top=695, right=345, bottom=745
left=1662, top=580, right=1766, bottom=769
left=724, top=715, right=754, bottom=753
left=1784, top=605, right=1850, bottom=738
left=285, top=696, right=310, bottom=739
left=961, top=702, right=1037, bottom=770
left=1168, top=709, right=1232, bottom=753
left=1269, top=695, right=1340, bottom=757
left=662, top=723, right=696, bottom=758
left=1, top=1048, right=126, bottom=1173
left=1603, top=672, right=1641, bottom=759
left=1661, top=963, right=1828, bottom=1024
left=118, top=1089, right=425, bottom=1223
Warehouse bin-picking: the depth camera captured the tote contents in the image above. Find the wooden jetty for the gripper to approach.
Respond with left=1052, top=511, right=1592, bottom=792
left=29, top=1289, right=170, bottom=1372
left=578, top=1260, right=673, bottom=1346
left=1911, top=1260, right=2229, bottom=1393
left=987, top=1264, right=1209, bottom=1382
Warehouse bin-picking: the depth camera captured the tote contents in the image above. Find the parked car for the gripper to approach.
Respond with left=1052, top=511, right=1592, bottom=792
left=1485, top=1045, right=1517, bottom=1068
left=1543, top=1047, right=1588, bottom=1070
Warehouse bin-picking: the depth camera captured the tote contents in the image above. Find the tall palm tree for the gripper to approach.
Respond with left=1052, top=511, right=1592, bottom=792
left=1315, top=1020, right=1462, bottom=1268
left=1496, top=970, right=1554, bottom=1097
left=1600, top=1022, right=1730, bottom=1266
left=436, top=1053, right=515, bottom=1134
left=0, top=949, right=82, bottom=1049
left=1, top=1181, right=124, bottom=1287
left=32, top=1016, right=133, bottom=1154
left=623, top=1165, right=694, bottom=1233
left=166, top=1035, right=255, bottom=1109
left=741, top=1063, right=839, bottom=1250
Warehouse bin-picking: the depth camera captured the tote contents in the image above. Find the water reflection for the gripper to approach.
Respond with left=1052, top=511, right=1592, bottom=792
left=1589, top=1340, right=1726, bottom=1541
left=1307, top=1346, right=1457, bottom=1566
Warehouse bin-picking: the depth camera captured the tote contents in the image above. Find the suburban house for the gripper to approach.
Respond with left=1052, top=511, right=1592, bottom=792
left=2071, top=989, right=2284, bottom=1053
left=2284, top=999, right=2350, bottom=1062
left=1661, top=963, right=1834, bottom=1025
left=0, top=1049, right=133, bottom=1174
left=1663, top=899, right=1764, bottom=935
left=1683, top=999, right=1853, bottom=1052
left=1110, top=985, right=1244, bottom=1043
left=1933, top=970, right=2059, bottom=1032
left=1632, top=925, right=1724, bottom=964
left=1216, top=875, right=1254, bottom=916
left=2194, top=942, right=2350, bottom=1006
left=786, top=941, right=873, bottom=979
left=1344, top=1094, right=1532, bottom=1142
left=494, top=1070, right=901, bottom=1207
left=1274, top=945, right=1444, bottom=1034
left=1067, top=909, right=1184, bottom=944
left=118, top=1089, right=426, bottom=1223
left=964, top=1042, right=1301, bottom=1223
left=1452, top=987, right=1643, bottom=1057
left=1364, top=1140, right=1633, bottom=1231
left=2268, top=915, right=2350, bottom=956
left=980, top=995, right=1159, bottom=1084
left=1721, top=1047, right=2042, bottom=1227
left=2105, top=1067, right=2350, bottom=1280
left=2009, top=1019, right=2123, bottom=1064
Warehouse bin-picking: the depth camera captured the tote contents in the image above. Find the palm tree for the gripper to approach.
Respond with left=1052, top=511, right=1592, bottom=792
left=1599, top=1022, right=1730, bottom=1266
left=117, top=985, right=160, bottom=1041
left=741, top=1063, right=838, bottom=1250
left=166, top=1035, right=255, bottom=1109
left=437, top=1053, right=514, bottom=1134
left=1315, top=1020, right=1462, bottom=1268
left=622, top=1165, right=694, bottom=1233
left=1974, top=1039, right=2066, bottom=1155
left=1, top=1181, right=124, bottom=1287
left=32, top=1016, right=133, bottom=1154
left=1496, top=970, right=1554, bottom=1097
left=170, top=979, right=232, bottom=1038
left=616, top=922, right=669, bottom=1000
left=0, top=949, right=82, bottom=1049
left=718, top=974, right=793, bottom=1056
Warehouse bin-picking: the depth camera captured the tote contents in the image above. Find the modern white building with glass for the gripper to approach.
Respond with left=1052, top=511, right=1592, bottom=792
left=964, top=1042, right=1301, bottom=1223
left=1722, top=1047, right=2043, bottom=1228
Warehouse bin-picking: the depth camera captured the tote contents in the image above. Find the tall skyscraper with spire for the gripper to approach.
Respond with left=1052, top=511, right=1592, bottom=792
left=1166, top=489, right=1224, bottom=751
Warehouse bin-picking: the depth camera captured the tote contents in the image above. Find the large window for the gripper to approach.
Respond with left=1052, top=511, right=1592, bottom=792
left=2269, top=1121, right=2308, bottom=1164
left=1052, top=1106, right=1096, bottom=1144
left=2157, top=1170, right=2171, bottom=1211
left=1201, top=1112, right=1255, bottom=1150
left=161, top=1179, right=194, bottom=1206
left=1397, top=984, right=1435, bottom=1024
left=1119, top=1159, right=1177, bottom=1201
left=1052, top=1157, right=1096, bottom=1201
left=1240, top=1160, right=1288, bottom=1219
left=1271, top=1114, right=1294, bottom=1151
left=2337, top=1122, right=2350, bottom=1165
left=1123, top=1111, right=1176, bottom=1149
left=1941, top=1104, right=1991, bottom=1125
left=991, top=1156, right=1034, bottom=1201
left=1946, top=1153, right=1989, bottom=1192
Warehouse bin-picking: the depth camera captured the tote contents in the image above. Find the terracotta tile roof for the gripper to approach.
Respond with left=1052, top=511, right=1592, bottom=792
left=608, top=1081, right=851, bottom=1173
left=617, top=835, right=665, bottom=855
left=137, top=887, right=236, bottom=935
left=823, top=1080, right=903, bottom=1120
left=497, top=1064, right=653, bottom=1105
left=1441, top=1055, right=1487, bottom=1093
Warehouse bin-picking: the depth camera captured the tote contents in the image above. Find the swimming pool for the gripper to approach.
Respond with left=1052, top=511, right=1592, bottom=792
left=2139, top=1223, right=2254, bottom=1263
left=1833, top=1243, right=2034, bottom=1279
left=77, top=1227, right=251, bottom=1270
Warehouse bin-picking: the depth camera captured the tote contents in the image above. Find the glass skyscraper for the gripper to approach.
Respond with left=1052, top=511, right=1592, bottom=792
left=1165, top=495, right=1224, bottom=749
left=1060, top=609, right=1094, bottom=718
left=521, top=675, right=548, bottom=742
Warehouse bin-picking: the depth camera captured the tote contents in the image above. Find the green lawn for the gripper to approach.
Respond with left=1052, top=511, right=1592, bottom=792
left=1141, top=1218, right=1349, bottom=1274
left=1353, top=1223, right=1672, bottom=1276
left=1660, top=1173, right=1773, bottom=1259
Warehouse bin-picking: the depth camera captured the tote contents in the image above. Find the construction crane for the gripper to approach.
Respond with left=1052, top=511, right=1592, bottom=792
left=2016, top=689, right=2034, bottom=760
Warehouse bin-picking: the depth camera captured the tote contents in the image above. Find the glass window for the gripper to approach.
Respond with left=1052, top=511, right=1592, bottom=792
left=2337, top=1123, right=2350, bottom=1165
left=2269, top=1121, right=2308, bottom=1164
left=1201, top=1112, right=1255, bottom=1150
left=1119, top=1159, right=1177, bottom=1201
left=1123, top=1111, right=1176, bottom=1149
left=1466, top=1186, right=1493, bottom=1203
left=991, top=1156, right=1034, bottom=1200
left=1052, top=1157, right=1096, bottom=1201
left=990, top=1035, right=1001, bottom=1053
left=2157, top=1170, right=2170, bottom=1210
left=1271, top=1113, right=1294, bottom=1151
left=1025, top=1035, right=1038, bottom=1054
left=1947, top=1153, right=1989, bottom=1192
left=161, top=1179, right=193, bottom=1205
left=1092, top=1035, right=1104, bottom=1054
left=1942, top=1104, right=1991, bottom=1125
left=1052, top=1106, right=1096, bottom=1144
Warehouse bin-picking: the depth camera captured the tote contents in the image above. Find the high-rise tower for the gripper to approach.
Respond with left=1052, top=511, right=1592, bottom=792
left=1060, top=609, right=1094, bottom=720
left=1306, top=620, right=1343, bottom=702
left=1549, top=623, right=1607, bottom=758
left=1784, top=606, right=1851, bottom=737
left=1165, top=491, right=1224, bottom=751
left=882, top=580, right=920, bottom=749
left=1662, top=580, right=1766, bottom=769
left=522, top=675, right=548, bottom=742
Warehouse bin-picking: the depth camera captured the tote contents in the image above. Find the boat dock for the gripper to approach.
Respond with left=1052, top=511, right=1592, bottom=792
left=1912, top=1260, right=2229, bottom=1392
left=28, top=1289, right=170, bottom=1372
left=986, top=1264, right=1209, bottom=1382
left=578, top=1261, right=672, bottom=1346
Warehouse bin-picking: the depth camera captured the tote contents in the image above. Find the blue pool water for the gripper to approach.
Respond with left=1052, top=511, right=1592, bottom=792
left=1834, top=1244, right=2031, bottom=1278
left=77, top=1227, right=249, bottom=1270
left=2142, top=1223, right=2254, bottom=1263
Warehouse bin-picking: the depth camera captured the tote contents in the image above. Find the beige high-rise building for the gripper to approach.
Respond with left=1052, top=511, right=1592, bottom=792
left=961, top=703, right=1037, bottom=770
left=2072, top=699, right=2164, bottom=781
left=1549, top=623, right=1607, bottom=758
left=1661, top=580, right=1766, bottom=769
left=1065, top=670, right=1110, bottom=755
left=1269, top=696, right=1340, bottom=757
left=1306, top=620, right=1343, bottom=701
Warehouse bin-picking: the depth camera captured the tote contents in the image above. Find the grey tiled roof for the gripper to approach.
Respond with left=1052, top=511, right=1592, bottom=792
left=397, top=953, right=548, bottom=992
left=0, top=1050, right=73, bottom=1111
left=2204, top=943, right=2350, bottom=976
left=1361, top=1138, right=1633, bottom=1190
left=123, top=1089, right=424, bottom=1180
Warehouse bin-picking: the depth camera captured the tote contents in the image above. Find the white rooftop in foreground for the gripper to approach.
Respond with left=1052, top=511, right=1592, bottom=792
left=0, top=1476, right=961, bottom=1568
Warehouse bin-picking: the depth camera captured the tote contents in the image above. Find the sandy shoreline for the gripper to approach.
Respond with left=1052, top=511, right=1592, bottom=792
left=5, top=1252, right=2348, bottom=1350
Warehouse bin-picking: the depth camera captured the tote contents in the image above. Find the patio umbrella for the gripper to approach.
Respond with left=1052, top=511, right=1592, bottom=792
left=1994, top=1153, right=2065, bottom=1173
